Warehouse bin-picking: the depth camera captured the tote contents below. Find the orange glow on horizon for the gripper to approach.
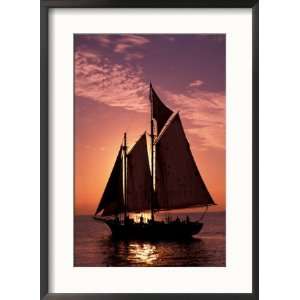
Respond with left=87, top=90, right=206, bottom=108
left=75, top=108, right=225, bottom=215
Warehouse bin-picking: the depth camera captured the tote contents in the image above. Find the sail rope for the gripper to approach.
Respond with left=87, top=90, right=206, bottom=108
left=197, top=205, right=208, bottom=222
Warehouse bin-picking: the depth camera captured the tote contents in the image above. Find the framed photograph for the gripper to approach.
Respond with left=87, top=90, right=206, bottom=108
left=41, top=0, right=258, bottom=299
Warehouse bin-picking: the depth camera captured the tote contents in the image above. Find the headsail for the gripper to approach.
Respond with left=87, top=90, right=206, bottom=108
left=150, top=83, right=173, bottom=135
left=155, top=113, right=215, bottom=210
left=127, top=133, right=152, bottom=212
left=95, top=147, right=124, bottom=216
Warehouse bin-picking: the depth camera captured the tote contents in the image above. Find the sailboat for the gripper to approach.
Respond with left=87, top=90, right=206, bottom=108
left=94, top=83, right=216, bottom=240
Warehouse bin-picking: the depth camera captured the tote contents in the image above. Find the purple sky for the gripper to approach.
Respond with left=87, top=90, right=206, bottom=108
left=75, top=34, right=225, bottom=92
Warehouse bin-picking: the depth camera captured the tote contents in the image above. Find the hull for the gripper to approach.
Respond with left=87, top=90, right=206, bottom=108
left=96, top=218, right=203, bottom=240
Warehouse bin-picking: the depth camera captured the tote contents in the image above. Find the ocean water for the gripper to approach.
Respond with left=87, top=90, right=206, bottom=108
left=74, top=212, right=225, bottom=267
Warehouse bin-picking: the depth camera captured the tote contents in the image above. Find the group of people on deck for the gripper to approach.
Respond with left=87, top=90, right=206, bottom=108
left=172, top=215, right=190, bottom=224
left=114, top=214, right=191, bottom=225
left=136, top=215, right=191, bottom=224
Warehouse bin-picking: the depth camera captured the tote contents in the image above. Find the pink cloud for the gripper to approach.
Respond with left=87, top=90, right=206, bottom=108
left=75, top=49, right=225, bottom=150
left=161, top=89, right=225, bottom=150
left=124, top=52, right=144, bottom=61
left=119, top=35, right=150, bottom=46
left=189, top=80, right=204, bottom=87
left=96, top=36, right=111, bottom=46
left=75, top=50, right=149, bottom=113
left=114, top=43, right=131, bottom=53
left=114, top=34, right=150, bottom=54
left=78, top=35, right=111, bottom=47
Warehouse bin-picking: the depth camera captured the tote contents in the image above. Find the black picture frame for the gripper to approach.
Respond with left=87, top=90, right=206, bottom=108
left=40, top=1, right=259, bottom=299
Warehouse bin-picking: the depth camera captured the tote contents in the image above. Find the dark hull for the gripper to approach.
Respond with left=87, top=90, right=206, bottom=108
left=97, top=219, right=203, bottom=240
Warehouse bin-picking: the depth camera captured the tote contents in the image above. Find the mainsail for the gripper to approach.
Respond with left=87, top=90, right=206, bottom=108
left=126, top=133, right=152, bottom=212
left=95, top=147, right=124, bottom=216
left=150, top=83, right=173, bottom=135
left=155, top=113, right=215, bottom=210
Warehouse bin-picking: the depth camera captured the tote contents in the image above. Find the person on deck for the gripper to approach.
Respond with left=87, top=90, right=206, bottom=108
left=140, top=215, right=144, bottom=224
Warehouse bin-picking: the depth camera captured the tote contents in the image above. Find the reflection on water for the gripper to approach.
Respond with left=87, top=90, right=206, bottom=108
left=99, top=237, right=215, bottom=267
left=74, top=213, right=226, bottom=267
left=129, top=243, right=159, bottom=265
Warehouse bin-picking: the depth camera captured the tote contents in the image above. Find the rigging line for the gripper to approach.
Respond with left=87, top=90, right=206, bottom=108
left=154, top=111, right=179, bottom=145
left=197, top=205, right=209, bottom=222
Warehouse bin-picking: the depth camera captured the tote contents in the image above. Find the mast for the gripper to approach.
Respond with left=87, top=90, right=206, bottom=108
left=150, top=83, right=155, bottom=221
left=150, top=120, right=155, bottom=221
left=123, top=132, right=128, bottom=220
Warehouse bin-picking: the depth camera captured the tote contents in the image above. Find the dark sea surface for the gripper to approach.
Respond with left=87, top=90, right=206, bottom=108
left=74, top=212, right=225, bottom=267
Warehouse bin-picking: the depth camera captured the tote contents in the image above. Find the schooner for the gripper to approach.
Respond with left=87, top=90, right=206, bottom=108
left=94, top=83, right=215, bottom=240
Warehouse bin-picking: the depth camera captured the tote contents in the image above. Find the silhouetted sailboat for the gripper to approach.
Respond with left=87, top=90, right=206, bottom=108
left=94, top=83, right=215, bottom=240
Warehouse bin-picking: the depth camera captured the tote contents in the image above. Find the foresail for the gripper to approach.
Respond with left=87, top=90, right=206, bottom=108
left=127, top=133, right=152, bottom=212
left=95, top=147, right=124, bottom=216
left=150, top=83, right=173, bottom=135
left=155, top=113, right=215, bottom=210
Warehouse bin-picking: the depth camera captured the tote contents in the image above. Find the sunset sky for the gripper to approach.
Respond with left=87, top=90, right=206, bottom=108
left=75, top=34, right=225, bottom=215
